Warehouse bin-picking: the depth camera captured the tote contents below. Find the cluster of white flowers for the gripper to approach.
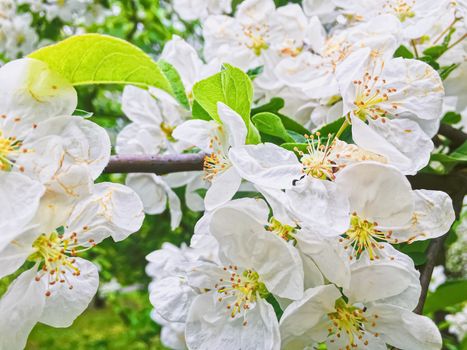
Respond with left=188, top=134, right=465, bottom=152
left=0, top=0, right=110, bottom=60
left=0, top=0, right=38, bottom=59
left=0, top=58, right=144, bottom=349
left=141, top=0, right=464, bottom=349
left=446, top=305, right=467, bottom=342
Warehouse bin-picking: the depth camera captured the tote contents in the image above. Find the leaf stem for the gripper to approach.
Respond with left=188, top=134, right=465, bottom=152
left=335, top=119, right=349, bottom=139
left=411, top=40, right=419, bottom=58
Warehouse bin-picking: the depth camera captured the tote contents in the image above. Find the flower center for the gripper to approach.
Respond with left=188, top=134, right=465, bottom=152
left=328, top=299, right=369, bottom=348
left=296, top=133, right=335, bottom=180
left=28, top=229, right=96, bottom=296
left=203, top=134, right=231, bottom=182
left=267, top=217, right=296, bottom=242
left=383, top=0, right=415, bottom=22
left=244, top=26, right=269, bottom=56
left=352, top=70, right=397, bottom=121
left=343, top=214, right=387, bottom=260
left=160, top=122, right=176, bottom=142
left=0, top=130, right=23, bottom=171
left=215, top=266, right=269, bottom=323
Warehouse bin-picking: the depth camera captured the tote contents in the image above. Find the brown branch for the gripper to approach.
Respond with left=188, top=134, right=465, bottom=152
left=103, top=153, right=205, bottom=174
left=409, top=171, right=467, bottom=314
left=438, top=124, right=467, bottom=150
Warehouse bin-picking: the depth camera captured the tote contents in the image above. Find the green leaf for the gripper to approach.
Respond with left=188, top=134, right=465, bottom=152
left=278, top=114, right=309, bottom=136
left=73, top=108, right=93, bottom=118
left=28, top=33, right=173, bottom=93
left=394, top=45, right=414, bottom=59
left=424, top=280, right=467, bottom=313
left=281, top=142, right=308, bottom=153
left=193, top=64, right=252, bottom=122
left=192, top=64, right=258, bottom=143
left=439, top=63, right=460, bottom=81
left=287, top=130, right=307, bottom=143
left=419, top=56, right=440, bottom=70
left=191, top=100, right=212, bottom=120
left=251, top=97, right=285, bottom=115
left=158, top=59, right=190, bottom=109
left=315, top=117, right=352, bottom=142
left=431, top=141, right=467, bottom=164
left=246, top=65, right=264, bottom=80
left=252, top=112, right=295, bottom=142
left=442, top=111, right=462, bottom=125
left=195, top=188, right=208, bottom=199
left=423, top=45, right=448, bottom=60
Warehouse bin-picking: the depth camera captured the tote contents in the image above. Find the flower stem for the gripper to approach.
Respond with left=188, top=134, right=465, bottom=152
left=335, top=120, right=349, bottom=139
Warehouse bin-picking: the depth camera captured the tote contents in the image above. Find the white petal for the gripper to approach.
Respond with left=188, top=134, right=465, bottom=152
left=367, top=304, right=442, bottom=350
left=335, top=162, right=413, bottom=226
left=286, top=177, right=350, bottom=237
left=0, top=172, right=44, bottom=235
left=229, top=143, right=302, bottom=189
left=280, top=285, right=341, bottom=349
left=116, top=123, right=165, bottom=155
left=20, top=116, right=111, bottom=180
left=150, top=276, right=198, bottom=323
left=391, top=190, right=455, bottom=242
left=255, top=186, right=296, bottom=226
left=121, top=85, right=162, bottom=124
left=296, top=235, right=350, bottom=288
left=126, top=173, right=168, bottom=215
left=217, top=102, right=247, bottom=147
left=345, top=248, right=419, bottom=305
left=0, top=267, right=46, bottom=350
left=172, top=119, right=222, bottom=153
left=39, top=258, right=99, bottom=327
left=185, top=291, right=280, bottom=350
left=0, top=226, right=36, bottom=279
left=0, top=58, right=77, bottom=130
left=367, top=117, right=433, bottom=174
left=373, top=244, right=421, bottom=310
left=66, top=182, right=144, bottom=244
left=381, top=57, right=444, bottom=121
left=204, top=167, right=242, bottom=211
left=210, top=207, right=304, bottom=300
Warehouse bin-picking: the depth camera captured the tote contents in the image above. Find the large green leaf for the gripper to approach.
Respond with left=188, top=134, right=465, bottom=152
left=424, top=280, right=467, bottom=313
left=28, top=33, right=174, bottom=96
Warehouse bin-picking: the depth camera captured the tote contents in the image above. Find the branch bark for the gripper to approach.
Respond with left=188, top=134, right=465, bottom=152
left=409, top=171, right=467, bottom=314
left=103, top=153, right=205, bottom=174
left=438, top=124, right=467, bottom=150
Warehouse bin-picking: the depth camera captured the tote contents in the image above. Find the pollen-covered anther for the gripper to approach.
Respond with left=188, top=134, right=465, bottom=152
left=344, top=214, right=391, bottom=260
left=29, top=229, right=95, bottom=295
left=215, top=267, right=268, bottom=322
left=299, top=132, right=336, bottom=180
left=0, top=129, right=31, bottom=171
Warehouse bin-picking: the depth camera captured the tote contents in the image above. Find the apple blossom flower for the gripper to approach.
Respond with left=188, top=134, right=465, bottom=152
left=173, top=102, right=248, bottom=210
left=172, top=0, right=232, bottom=22
left=280, top=252, right=441, bottom=350
left=336, top=47, right=444, bottom=174
left=184, top=204, right=305, bottom=349
left=203, top=0, right=309, bottom=71
left=335, top=162, right=455, bottom=260
left=229, top=135, right=386, bottom=189
left=333, top=0, right=449, bottom=40
left=0, top=182, right=144, bottom=350
left=0, top=58, right=109, bottom=225
left=446, top=306, right=467, bottom=342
